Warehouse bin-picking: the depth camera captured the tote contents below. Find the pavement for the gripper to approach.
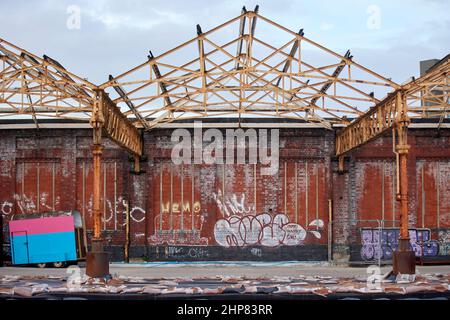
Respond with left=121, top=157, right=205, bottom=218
left=1, top=261, right=449, bottom=278
left=0, top=262, right=449, bottom=299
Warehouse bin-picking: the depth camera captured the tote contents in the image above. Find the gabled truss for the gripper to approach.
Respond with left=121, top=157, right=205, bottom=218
left=1, top=6, right=448, bottom=141
left=102, top=6, right=399, bottom=130
left=0, top=38, right=96, bottom=126
left=336, top=55, right=450, bottom=157
left=0, top=37, right=142, bottom=156
left=403, top=55, right=450, bottom=120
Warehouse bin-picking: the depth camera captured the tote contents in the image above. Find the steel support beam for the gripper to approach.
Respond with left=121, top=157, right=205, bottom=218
left=43, top=54, right=90, bottom=97
left=197, top=24, right=207, bottom=109
left=109, top=74, right=149, bottom=130
left=148, top=51, right=172, bottom=107
left=310, top=50, right=352, bottom=106
left=335, top=91, right=399, bottom=162
left=98, top=90, right=143, bottom=157
left=235, top=6, right=247, bottom=69
left=275, top=29, right=303, bottom=88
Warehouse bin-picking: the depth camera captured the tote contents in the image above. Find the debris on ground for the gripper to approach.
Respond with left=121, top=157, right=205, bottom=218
left=0, top=272, right=448, bottom=298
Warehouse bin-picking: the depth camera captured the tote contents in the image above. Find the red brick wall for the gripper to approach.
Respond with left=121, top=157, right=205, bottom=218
left=1, top=127, right=449, bottom=261
left=349, top=129, right=450, bottom=229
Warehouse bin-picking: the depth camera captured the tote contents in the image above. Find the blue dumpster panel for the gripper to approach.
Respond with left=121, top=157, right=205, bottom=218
left=11, top=231, right=76, bottom=264
left=11, top=232, right=29, bottom=265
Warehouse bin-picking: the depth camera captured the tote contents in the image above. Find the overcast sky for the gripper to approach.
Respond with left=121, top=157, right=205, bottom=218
left=1, top=0, right=449, bottom=85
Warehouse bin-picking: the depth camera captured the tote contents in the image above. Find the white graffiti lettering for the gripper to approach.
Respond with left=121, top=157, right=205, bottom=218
left=214, top=213, right=323, bottom=247
left=130, top=207, right=146, bottom=223
left=212, top=190, right=253, bottom=217
left=1, top=201, right=13, bottom=215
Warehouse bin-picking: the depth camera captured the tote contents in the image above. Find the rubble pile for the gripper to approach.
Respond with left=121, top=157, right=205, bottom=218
left=0, top=273, right=448, bottom=298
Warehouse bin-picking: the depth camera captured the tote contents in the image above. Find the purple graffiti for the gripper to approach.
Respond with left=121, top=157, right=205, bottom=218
left=360, top=228, right=441, bottom=261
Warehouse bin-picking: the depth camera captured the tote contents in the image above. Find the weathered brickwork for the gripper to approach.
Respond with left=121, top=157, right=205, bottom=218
left=1, top=127, right=449, bottom=262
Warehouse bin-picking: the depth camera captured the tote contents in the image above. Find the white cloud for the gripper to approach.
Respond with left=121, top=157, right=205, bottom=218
left=82, top=2, right=189, bottom=30
left=320, top=22, right=335, bottom=31
left=0, top=0, right=448, bottom=86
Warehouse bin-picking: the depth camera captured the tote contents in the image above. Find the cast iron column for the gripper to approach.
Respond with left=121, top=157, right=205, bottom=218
left=86, top=90, right=110, bottom=278
left=392, top=91, right=415, bottom=275
left=92, top=143, right=103, bottom=241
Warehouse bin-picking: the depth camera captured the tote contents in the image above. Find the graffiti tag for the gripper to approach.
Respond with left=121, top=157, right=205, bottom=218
left=214, top=213, right=323, bottom=247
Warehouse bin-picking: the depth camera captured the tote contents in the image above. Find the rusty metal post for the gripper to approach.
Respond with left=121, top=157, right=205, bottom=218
left=86, top=89, right=110, bottom=278
left=92, top=144, right=103, bottom=240
left=392, top=91, right=415, bottom=275
left=134, top=154, right=140, bottom=173
left=338, top=156, right=344, bottom=173
left=328, top=199, right=333, bottom=263
left=124, top=199, right=130, bottom=263
left=0, top=212, right=3, bottom=266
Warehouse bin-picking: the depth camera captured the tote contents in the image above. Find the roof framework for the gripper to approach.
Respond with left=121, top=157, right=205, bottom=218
left=0, top=38, right=97, bottom=125
left=403, top=55, right=450, bottom=119
left=0, top=6, right=448, bottom=140
left=336, top=55, right=449, bottom=156
left=0, top=38, right=142, bottom=156
left=101, top=6, right=401, bottom=130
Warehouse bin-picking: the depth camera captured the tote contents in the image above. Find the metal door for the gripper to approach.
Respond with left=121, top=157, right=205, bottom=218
left=11, top=231, right=29, bottom=265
